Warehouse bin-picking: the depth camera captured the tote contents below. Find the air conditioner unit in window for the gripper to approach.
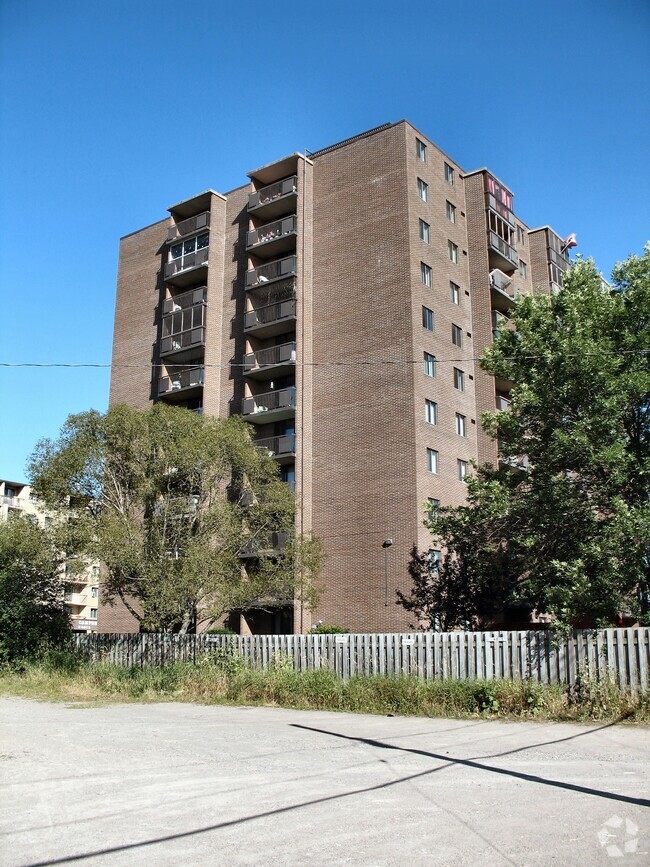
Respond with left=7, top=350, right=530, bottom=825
left=490, top=269, right=512, bottom=292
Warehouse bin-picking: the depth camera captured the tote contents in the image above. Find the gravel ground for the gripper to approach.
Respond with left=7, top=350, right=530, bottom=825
left=0, top=697, right=648, bottom=866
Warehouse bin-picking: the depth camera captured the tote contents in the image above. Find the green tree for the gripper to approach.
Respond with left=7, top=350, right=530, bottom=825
left=402, top=247, right=650, bottom=631
left=29, top=404, right=322, bottom=633
left=0, top=516, right=71, bottom=663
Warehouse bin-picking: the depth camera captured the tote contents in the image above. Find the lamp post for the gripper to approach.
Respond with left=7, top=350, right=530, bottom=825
left=382, top=539, right=393, bottom=607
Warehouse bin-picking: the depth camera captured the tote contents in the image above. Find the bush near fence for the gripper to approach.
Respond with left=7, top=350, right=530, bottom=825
left=72, top=628, right=650, bottom=693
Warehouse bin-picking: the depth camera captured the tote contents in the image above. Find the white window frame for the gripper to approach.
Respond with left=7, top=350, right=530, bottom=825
left=457, top=459, right=468, bottom=481
left=417, top=178, right=428, bottom=202
left=416, top=138, right=427, bottom=162
left=419, top=219, right=430, bottom=244
left=450, top=281, right=460, bottom=305
left=519, top=259, right=528, bottom=279
left=422, top=306, right=434, bottom=332
left=425, top=399, right=438, bottom=425
left=448, top=240, right=458, bottom=263
left=444, top=163, right=455, bottom=185
left=446, top=201, right=456, bottom=223
left=455, top=413, right=466, bottom=437
left=424, top=352, right=436, bottom=377
left=427, top=449, right=439, bottom=474
left=421, top=262, right=432, bottom=286
left=454, top=367, right=464, bottom=391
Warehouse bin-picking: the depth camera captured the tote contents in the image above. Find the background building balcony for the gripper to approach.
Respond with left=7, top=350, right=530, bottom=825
left=245, top=255, right=297, bottom=290
left=246, top=215, right=297, bottom=258
left=244, top=298, right=297, bottom=338
left=489, top=269, right=517, bottom=312
left=167, top=210, right=211, bottom=242
left=238, top=531, right=289, bottom=559
left=244, top=342, right=296, bottom=379
left=165, top=246, right=209, bottom=284
left=158, top=366, right=204, bottom=399
left=488, top=231, right=519, bottom=273
left=255, top=434, right=296, bottom=464
left=248, top=176, right=297, bottom=219
left=241, top=387, right=296, bottom=423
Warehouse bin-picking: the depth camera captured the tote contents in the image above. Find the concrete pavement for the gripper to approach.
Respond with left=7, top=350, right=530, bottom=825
left=0, top=697, right=648, bottom=865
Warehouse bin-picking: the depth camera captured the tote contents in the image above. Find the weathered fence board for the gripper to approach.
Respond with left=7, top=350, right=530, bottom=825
left=72, top=628, right=650, bottom=692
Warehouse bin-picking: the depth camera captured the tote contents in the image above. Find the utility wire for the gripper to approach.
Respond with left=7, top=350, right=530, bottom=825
left=0, top=348, right=648, bottom=370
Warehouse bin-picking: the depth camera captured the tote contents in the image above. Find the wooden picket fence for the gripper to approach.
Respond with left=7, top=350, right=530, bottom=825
left=72, top=628, right=650, bottom=692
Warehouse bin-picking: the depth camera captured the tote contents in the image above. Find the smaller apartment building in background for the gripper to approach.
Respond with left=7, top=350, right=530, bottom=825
left=107, top=120, right=572, bottom=635
left=0, top=478, right=99, bottom=633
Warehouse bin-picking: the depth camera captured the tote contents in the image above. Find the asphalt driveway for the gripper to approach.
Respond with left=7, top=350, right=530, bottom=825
left=0, top=698, right=648, bottom=865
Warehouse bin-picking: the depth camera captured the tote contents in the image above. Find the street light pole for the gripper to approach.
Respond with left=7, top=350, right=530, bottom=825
left=382, top=539, right=393, bottom=607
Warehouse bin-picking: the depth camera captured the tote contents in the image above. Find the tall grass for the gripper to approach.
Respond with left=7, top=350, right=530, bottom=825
left=1, top=650, right=647, bottom=723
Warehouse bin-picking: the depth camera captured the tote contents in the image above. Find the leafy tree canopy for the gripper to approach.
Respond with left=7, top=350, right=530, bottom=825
left=29, top=404, right=322, bottom=633
left=400, top=246, right=650, bottom=631
left=0, top=516, right=71, bottom=662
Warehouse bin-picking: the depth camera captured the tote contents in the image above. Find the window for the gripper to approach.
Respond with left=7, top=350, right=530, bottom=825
left=519, top=260, right=528, bottom=279
left=416, top=138, right=427, bottom=162
left=92, top=565, right=100, bottom=578
left=453, top=367, right=464, bottom=391
left=451, top=324, right=463, bottom=347
left=169, top=233, right=209, bottom=262
left=444, top=162, right=455, bottom=185
left=417, top=178, right=428, bottom=202
left=44, top=516, right=52, bottom=528
left=446, top=201, right=456, bottom=223
left=517, top=225, right=526, bottom=244
left=419, top=219, right=430, bottom=243
left=448, top=240, right=458, bottom=263
left=90, top=608, right=98, bottom=619
left=427, top=449, right=439, bottom=474
left=422, top=306, right=434, bottom=331
left=423, top=352, right=436, bottom=377
left=457, top=459, right=468, bottom=481
left=91, top=586, right=99, bottom=598
left=450, top=281, right=460, bottom=305
left=421, top=262, right=432, bottom=286
left=455, top=413, right=467, bottom=437
left=428, top=497, right=440, bottom=513
left=429, top=549, right=442, bottom=574
left=425, top=399, right=438, bottom=425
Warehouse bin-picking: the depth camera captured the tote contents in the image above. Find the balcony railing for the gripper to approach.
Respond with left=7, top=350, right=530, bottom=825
left=238, top=531, right=289, bottom=559
left=246, top=255, right=297, bottom=290
left=162, top=286, right=206, bottom=315
left=244, top=342, right=296, bottom=374
left=246, top=215, right=297, bottom=250
left=485, top=193, right=515, bottom=227
left=496, top=395, right=511, bottom=412
left=64, top=592, right=87, bottom=606
left=167, top=211, right=211, bottom=242
left=488, top=232, right=519, bottom=269
left=242, top=387, right=296, bottom=418
left=165, top=245, right=209, bottom=279
left=158, top=366, right=204, bottom=397
left=256, top=434, right=296, bottom=459
left=2, top=495, right=24, bottom=508
left=245, top=298, right=297, bottom=333
left=161, top=292, right=206, bottom=358
left=161, top=328, right=205, bottom=357
left=248, top=176, right=297, bottom=212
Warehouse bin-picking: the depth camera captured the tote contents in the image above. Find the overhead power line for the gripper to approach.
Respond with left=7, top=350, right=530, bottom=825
left=0, top=348, right=648, bottom=371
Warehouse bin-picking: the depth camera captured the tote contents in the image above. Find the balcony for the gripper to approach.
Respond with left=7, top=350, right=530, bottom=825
left=64, top=592, right=87, bottom=606
left=161, top=289, right=206, bottom=361
left=248, top=176, right=297, bottom=219
left=495, top=394, right=511, bottom=412
left=245, top=298, right=297, bottom=338
left=2, top=495, right=24, bottom=509
left=485, top=193, right=515, bottom=227
left=244, top=342, right=296, bottom=380
left=238, top=530, right=289, bottom=559
left=165, top=238, right=209, bottom=285
left=256, top=434, right=296, bottom=464
left=492, top=310, right=514, bottom=339
left=246, top=255, right=297, bottom=290
left=158, top=366, right=204, bottom=400
left=488, top=231, right=518, bottom=273
left=242, top=387, right=296, bottom=424
left=167, top=211, right=211, bottom=242
left=489, top=269, right=517, bottom=312
left=246, top=215, right=297, bottom=259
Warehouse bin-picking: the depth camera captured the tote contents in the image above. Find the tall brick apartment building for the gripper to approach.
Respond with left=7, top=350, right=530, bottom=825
left=104, top=120, right=571, bottom=634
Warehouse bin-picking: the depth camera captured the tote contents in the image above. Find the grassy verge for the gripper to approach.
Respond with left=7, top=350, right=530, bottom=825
left=1, top=651, right=648, bottom=723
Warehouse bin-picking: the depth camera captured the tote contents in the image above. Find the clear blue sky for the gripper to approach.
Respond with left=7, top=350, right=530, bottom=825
left=1, top=0, right=649, bottom=483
